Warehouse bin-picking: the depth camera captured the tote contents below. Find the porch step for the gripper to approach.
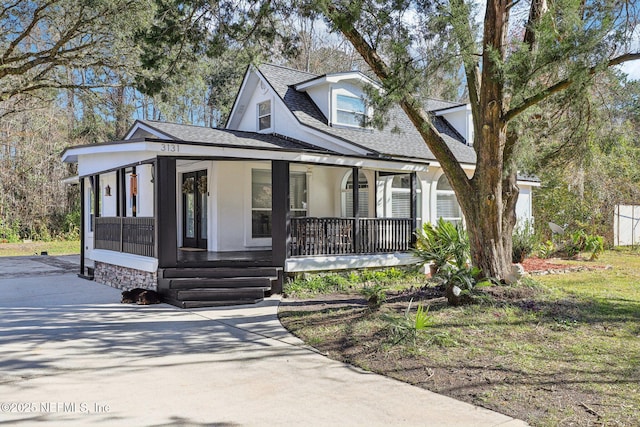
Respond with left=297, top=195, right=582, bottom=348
left=160, top=267, right=280, bottom=279
left=161, top=276, right=274, bottom=290
left=157, top=266, right=282, bottom=309
left=162, top=296, right=264, bottom=309
left=167, top=287, right=265, bottom=301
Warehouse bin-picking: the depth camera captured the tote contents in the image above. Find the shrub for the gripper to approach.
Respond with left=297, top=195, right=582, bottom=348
left=360, top=284, right=387, bottom=310
left=512, top=221, right=536, bottom=263
left=383, top=300, right=433, bottom=344
left=414, top=218, right=469, bottom=273
left=535, top=240, right=556, bottom=258
left=435, top=264, right=494, bottom=306
left=585, top=235, right=604, bottom=260
left=0, top=219, right=21, bottom=243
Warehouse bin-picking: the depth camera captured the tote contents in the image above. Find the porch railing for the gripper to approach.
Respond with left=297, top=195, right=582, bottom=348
left=290, top=217, right=413, bottom=257
left=94, top=217, right=156, bottom=257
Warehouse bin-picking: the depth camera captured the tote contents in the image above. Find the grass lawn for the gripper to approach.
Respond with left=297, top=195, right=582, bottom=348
left=0, top=240, right=80, bottom=257
left=278, top=249, right=640, bottom=426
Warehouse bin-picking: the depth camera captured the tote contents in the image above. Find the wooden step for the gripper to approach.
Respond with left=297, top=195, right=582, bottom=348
left=169, top=287, right=265, bottom=301
left=160, top=267, right=281, bottom=279
left=163, top=296, right=264, bottom=309
left=161, top=276, right=274, bottom=290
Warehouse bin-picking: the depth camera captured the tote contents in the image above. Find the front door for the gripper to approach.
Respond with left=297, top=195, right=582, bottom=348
left=182, top=170, right=208, bottom=249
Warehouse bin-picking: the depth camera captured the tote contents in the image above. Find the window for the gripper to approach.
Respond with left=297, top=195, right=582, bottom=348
left=391, top=174, right=411, bottom=218
left=377, top=173, right=422, bottom=219
left=257, top=100, right=271, bottom=131
left=336, top=95, right=366, bottom=127
left=436, top=174, right=462, bottom=225
left=251, top=169, right=272, bottom=238
left=251, top=169, right=308, bottom=238
left=343, top=170, right=369, bottom=217
left=290, top=172, right=307, bottom=217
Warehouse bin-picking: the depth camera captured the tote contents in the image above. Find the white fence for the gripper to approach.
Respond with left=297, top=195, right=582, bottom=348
left=614, top=205, right=640, bottom=246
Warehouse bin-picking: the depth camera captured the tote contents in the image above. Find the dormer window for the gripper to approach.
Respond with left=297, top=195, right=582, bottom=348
left=336, top=95, right=366, bottom=127
left=257, top=100, right=272, bottom=131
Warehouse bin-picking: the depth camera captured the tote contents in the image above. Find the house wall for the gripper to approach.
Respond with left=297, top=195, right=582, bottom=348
left=306, top=86, right=329, bottom=120
left=234, top=74, right=369, bottom=155
left=77, top=151, right=154, bottom=177
left=439, top=108, right=472, bottom=144
left=515, top=186, right=533, bottom=226
left=136, top=164, right=155, bottom=217
left=216, top=161, right=252, bottom=251
left=101, top=172, right=118, bottom=216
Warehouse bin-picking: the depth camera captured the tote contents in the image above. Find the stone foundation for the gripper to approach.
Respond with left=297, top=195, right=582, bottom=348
left=94, top=261, right=158, bottom=291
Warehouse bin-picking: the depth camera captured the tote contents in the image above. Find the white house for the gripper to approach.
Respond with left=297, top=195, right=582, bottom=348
left=61, top=63, right=539, bottom=308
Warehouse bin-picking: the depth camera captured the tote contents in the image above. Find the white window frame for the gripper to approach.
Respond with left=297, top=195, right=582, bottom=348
left=250, top=168, right=272, bottom=240
left=290, top=171, right=308, bottom=218
left=435, top=174, right=463, bottom=225
left=257, top=99, right=272, bottom=132
left=341, top=170, right=370, bottom=217
left=335, top=94, right=367, bottom=128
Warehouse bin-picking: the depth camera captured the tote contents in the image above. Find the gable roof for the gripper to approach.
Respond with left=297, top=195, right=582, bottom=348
left=254, top=63, right=477, bottom=164
left=129, top=120, right=328, bottom=152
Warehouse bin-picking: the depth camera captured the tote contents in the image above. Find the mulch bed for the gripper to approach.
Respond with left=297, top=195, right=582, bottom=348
left=520, top=257, right=610, bottom=275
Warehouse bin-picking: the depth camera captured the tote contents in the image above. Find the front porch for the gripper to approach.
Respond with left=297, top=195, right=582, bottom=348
left=92, top=215, right=416, bottom=269
left=85, top=157, right=424, bottom=308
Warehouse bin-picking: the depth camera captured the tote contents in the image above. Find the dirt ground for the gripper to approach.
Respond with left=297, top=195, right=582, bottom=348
left=278, top=258, right=633, bottom=427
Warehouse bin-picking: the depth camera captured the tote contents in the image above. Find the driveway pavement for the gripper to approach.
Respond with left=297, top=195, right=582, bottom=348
left=0, top=255, right=528, bottom=426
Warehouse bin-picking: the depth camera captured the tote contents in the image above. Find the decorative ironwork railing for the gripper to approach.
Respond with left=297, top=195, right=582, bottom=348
left=94, top=217, right=155, bottom=258
left=290, top=217, right=413, bottom=257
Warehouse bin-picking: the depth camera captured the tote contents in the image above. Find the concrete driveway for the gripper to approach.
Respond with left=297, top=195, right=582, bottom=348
left=0, top=255, right=527, bottom=426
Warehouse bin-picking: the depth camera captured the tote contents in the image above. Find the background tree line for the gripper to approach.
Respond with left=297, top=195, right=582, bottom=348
left=0, top=0, right=638, bottom=263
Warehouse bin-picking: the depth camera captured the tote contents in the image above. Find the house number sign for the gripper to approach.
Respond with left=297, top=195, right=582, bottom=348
left=159, top=143, right=179, bottom=153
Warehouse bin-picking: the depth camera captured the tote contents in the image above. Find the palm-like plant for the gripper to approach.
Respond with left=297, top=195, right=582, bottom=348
left=414, top=218, right=470, bottom=274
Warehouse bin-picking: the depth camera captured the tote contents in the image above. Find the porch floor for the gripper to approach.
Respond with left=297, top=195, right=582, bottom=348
left=177, top=249, right=273, bottom=267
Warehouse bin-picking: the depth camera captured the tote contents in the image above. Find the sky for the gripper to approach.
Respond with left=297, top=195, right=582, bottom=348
left=620, top=61, right=640, bottom=80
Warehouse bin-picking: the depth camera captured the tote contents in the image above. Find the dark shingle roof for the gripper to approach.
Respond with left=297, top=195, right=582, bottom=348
left=136, top=120, right=326, bottom=151
left=257, top=63, right=477, bottom=164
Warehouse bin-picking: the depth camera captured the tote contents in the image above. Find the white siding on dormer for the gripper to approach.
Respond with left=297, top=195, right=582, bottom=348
left=236, top=80, right=275, bottom=132
left=440, top=109, right=470, bottom=144
left=306, top=86, right=330, bottom=122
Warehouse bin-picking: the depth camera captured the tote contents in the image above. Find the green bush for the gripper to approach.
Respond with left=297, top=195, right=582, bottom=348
left=414, top=218, right=469, bottom=272
left=284, top=267, right=421, bottom=298
left=0, top=219, right=21, bottom=243
left=435, top=264, right=494, bottom=306
left=512, top=221, right=537, bottom=263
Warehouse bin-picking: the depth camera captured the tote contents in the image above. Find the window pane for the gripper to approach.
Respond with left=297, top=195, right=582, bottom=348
left=252, top=211, right=272, bottom=238
left=258, top=101, right=270, bottom=116
left=392, top=174, right=410, bottom=188
left=437, top=174, right=454, bottom=191
left=344, top=170, right=369, bottom=217
left=200, top=192, right=207, bottom=239
left=345, top=190, right=369, bottom=217
left=337, top=110, right=365, bottom=127
left=252, top=170, right=271, bottom=209
left=185, top=193, right=195, bottom=238
left=437, top=193, right=461, bottom=219
left=258, top=115, right=271, bottom=130
left=290, top=172, right=307, bottom=211
left=392, top=192, right=411, bottom=218
left=337, top=95, right=365, bottom=113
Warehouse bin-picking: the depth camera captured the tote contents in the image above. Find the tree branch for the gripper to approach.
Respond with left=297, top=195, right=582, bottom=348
left=505, top=53, right=640, bottom=122
left=321, top=2, right=473, bottom=196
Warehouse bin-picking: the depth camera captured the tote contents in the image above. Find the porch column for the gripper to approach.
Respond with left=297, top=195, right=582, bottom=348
left=156, top=157, right=177, bottom=268
left=272, top=160, right=290, bottom=271
left=410, top=172, right=418, bottom=246
left=79, top=177, right=86, bottom=277
left=352, top=167, right=361, bottom=253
